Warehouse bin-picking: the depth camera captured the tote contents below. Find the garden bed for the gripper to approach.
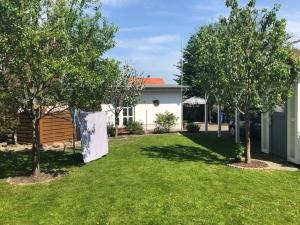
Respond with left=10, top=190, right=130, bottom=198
left=229, top=159, right=269, bottom=170
left=6, top=173, right=61, bottom=185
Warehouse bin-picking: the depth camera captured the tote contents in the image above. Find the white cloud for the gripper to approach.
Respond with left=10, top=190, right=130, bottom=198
left=101, top=0, right=138, bottom=7
left=119, top=26, right=147, bottom=32
left=145, top=35, right=179, bottom=44
left=192, top=0, right=225, bottom=12
left=116, top=35, right=180, bottom=50
left=283, top=11, right=300, bottom=48
left=106, top=34, right=182, bottom=83
left=124, top=50, right=181, bottom=83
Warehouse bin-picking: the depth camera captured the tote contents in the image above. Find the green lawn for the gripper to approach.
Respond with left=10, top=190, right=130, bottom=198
left=1, top=133, right=300, bottom=225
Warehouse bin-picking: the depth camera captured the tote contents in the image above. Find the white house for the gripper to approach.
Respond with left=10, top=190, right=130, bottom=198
left=102, top=78, right=185, bottom=132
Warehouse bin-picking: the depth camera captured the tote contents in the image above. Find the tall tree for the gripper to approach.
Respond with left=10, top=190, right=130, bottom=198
left=0, top=0, right=117, bottom=176
left=106, top=64, right=144, bottom=137
left=177, top=24, right=226, bottom=134
left=179, top=0, right=300, bottom=163
left=222, top=0, right=299, bottom=163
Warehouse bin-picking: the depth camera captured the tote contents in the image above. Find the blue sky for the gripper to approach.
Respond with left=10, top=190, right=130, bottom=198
left=102, top=0, right=300, bottom=83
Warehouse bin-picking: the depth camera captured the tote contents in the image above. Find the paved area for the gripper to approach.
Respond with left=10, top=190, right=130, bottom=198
left=252, top=153, right=300, bottom=171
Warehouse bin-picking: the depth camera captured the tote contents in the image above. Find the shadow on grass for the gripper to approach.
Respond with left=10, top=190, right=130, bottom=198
left=141, top=132, right=238, bottom=164
left=0, top=149, right=84, bottom=179
left=181, top=131, right=263, bottom=158
left=142, top=144, right=226, bottom=164
left=180, top=132, right=236, bottom=159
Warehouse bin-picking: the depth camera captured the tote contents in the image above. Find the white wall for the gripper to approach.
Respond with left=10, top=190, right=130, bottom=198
left=287, top=79, right=300, bottom=164
left=261, top=78, right=300, bottom=164
left=102, top=88, right=182, bottom=131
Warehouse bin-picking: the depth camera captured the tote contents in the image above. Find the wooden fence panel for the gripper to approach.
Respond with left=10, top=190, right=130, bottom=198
left=17, top=112, right=74, bottom=144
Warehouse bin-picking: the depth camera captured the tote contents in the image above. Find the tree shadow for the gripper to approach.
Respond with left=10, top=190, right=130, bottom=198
left=180, top=132, right=236, bottom=159
left=0, top=149, right=84, bottom=179
left=181, top=131, right=264, bottom=159
left=141, top=144, right=227, bottom=165
left=141, top=132, right=238, bottom=164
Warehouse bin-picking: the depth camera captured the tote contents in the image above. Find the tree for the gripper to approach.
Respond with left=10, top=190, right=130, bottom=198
left=0, top=92, right=20, bottom=142
left=222, top=0, right=300, bottom=163
left=180, top=0, right=300, bottom=163
left=0, top=0, right=117, bottom=176
left=177, top=24, right=227, bottom=134
left=106, top=64, right=144, bottom=137
left=176, top=27, right=212, bottom=132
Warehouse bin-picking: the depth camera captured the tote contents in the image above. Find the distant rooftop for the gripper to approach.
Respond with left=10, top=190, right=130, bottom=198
left=142, top=77, right=165, bottom=85
left=145, top=84, right=187, bottom=89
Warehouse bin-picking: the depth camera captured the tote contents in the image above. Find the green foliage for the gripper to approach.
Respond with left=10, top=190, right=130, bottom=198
left=0, top=93, right=19, bottom=136
left=180, top=0, right=300, bottom=161
left=107, top=123, right=116, bottom=137
left=153, top=127, right=166, bottom=134
left=186, top=123, right=200, bottom=133
left=0, top=0, right=118, bottom=174
left=106, top=64, right=144, bottom=136
left=234, top=144, right=246, bottom=162
left=154, top=112, right=178, bottom=133
left=126, top=121, right=144, bottom=135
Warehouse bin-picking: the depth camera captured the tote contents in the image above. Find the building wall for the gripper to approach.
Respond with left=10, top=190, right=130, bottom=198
left=262, top=78, right=300, bottom=164
left=102, top=88, right=183, bottom=131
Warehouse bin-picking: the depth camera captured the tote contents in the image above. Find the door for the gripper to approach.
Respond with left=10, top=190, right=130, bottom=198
left=270, top=105, right=287, bottom=159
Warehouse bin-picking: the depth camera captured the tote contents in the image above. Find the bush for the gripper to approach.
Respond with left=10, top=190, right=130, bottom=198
left=186, top=123, right=200, bottom=133
left=107, top=123, right=116, bottom=137
left=154, top=112, right=178, bottom=133
left=234, top=144, right=245, bottom=162
left=126, top=121, right=144, bottom=135
left=153, top=127, right=166, bottom=134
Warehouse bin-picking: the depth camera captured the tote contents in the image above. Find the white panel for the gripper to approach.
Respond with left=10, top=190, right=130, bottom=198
left=287, top=80, right=300, bottom=164
left=261, top=112, right=270, bottom=153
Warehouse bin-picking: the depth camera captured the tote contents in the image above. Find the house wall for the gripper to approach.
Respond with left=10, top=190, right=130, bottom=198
left=262, top=79, right=300, bottom=164
left=287, top=79, right=300, bottom=164
left=102, top=88, right=183, bottom=131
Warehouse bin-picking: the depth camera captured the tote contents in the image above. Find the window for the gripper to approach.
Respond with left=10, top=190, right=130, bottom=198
left=123, top=107, right=133, bottom=125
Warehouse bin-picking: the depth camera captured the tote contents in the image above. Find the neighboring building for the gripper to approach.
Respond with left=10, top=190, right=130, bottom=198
left=261, top=50, right=300, bottom=164
left=102, top=78, right=185, bottom=131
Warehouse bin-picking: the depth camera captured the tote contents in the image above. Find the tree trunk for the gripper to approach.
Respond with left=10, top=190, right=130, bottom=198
left=245, top=111, right=251, bottom=163
left=217, top=101, right=221, bottom=138
left=115, top=112, right=119, bottom=137
left=235, top=109, right=240, bottom=144
left=205, top=102, right=208, bottom=133
left=204, top=93, right=209, bottom=133
left=72, top=125, right=76, bottom=153
left=32, top=109, right=41, bottom=176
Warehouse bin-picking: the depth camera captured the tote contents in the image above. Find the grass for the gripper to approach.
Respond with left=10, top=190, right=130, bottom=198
left=1, top=133, right=300, bottom=225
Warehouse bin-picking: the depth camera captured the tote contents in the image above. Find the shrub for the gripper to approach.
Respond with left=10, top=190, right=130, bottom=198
left=107, top=123, right=116, bottom=137
left=154, top=112, right=178, bottom=133
left=153, top=127, right=166, bottom=134
left=126, top=121, right=144, bottom=135
left=234, top=144, right=245, bottom=162
left=186, top=123, right=200, bottom=133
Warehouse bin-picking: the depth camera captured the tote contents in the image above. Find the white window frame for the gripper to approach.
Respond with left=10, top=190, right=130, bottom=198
left=122, top=107, right=134, bottom=126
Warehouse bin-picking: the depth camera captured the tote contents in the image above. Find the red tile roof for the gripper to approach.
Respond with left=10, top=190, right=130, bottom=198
left=142, top=78, right=165, bottom=84
left=128, top=77, right=165, bottom=85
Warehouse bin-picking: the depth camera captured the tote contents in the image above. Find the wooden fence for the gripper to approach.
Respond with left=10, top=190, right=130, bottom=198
left=17, top=112, right=74, bottom=144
